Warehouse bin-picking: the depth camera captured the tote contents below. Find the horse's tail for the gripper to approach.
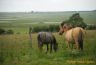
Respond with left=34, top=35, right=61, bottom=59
left=78, top=28, right=84, bottom=50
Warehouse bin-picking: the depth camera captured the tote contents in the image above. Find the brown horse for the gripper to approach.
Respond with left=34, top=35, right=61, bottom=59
left=59, top=23, right=85, bottom=51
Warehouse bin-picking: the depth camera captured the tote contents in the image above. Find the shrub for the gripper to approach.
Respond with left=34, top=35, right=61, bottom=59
left=32, top=26, right=49, bottom=32
left=0, top=28, right=14, bottom=35
left=49, top=25, right=59, bottom=32
left=32, top=24, right=59, bottom=33
left=7, top=30, right=14, bottom=34
left=0, top=28, right=6, bottom=34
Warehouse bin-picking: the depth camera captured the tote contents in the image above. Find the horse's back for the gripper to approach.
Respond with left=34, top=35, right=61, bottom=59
left=38, top=32, right=47, bottom=42
left=65, top=27, right=84, bottom=43
left=72, top=27, right=84, bottom=41
left=38, top=32, right=55, bottom=43
left=38, top=32, right=53, bottom=39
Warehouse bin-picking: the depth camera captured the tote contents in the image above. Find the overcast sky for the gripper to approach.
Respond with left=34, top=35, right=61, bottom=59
left=0, top=0, right=96, bottom=12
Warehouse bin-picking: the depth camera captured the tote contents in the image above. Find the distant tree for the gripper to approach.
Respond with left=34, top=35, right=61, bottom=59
left=63, top=13, right=87, bottom=28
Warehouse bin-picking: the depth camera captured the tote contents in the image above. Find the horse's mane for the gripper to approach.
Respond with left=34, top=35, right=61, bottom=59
left=61, top=21, right=73, bottom=30
left=61, top=21, right=69, bottom=27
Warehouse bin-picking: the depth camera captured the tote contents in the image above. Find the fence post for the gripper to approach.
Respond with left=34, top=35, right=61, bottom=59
left=29, top=27, right=32, bottom=48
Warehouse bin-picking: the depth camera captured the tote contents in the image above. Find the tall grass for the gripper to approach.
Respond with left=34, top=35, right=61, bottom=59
left=0, top=30, right=96, bottom=65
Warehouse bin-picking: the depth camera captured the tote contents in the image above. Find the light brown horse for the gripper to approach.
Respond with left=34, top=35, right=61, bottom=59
left=59, top=23, right=85, bottom=51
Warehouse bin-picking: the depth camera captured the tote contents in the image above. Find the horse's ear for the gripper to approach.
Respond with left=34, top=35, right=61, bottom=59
left=59, top=25, right=63, bottom=28
left=63, top=24, right=67, bottom=28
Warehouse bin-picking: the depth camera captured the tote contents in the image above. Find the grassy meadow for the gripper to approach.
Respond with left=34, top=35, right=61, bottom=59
left=0, top=12, right=96, bottom=65
left=0, top=31, right=96, bottom=65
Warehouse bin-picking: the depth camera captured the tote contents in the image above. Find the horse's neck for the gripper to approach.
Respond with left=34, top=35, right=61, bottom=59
left=65, top=28, right=73, bottom=33
left=65, top=28, right=74, bottom=40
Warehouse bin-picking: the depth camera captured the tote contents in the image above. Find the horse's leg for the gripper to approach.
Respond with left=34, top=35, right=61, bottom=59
left=38, top=41, right=43, bottom=52
left=50, top=43, right=52, bottom=53
left=52, top=43, right=56, bottom=52
left=73, top=43, right=76, bottom=49
left=46, top=44, right=49, bottom=53
left=75, top=41, right=79, bottom=51
left=71, top=43, right=74, bottom=50
left=66, top=41, right=70, bottom=49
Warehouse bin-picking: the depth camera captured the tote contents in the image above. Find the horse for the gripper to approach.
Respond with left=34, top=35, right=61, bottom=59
left=37, top=32, right=58, bottom=53
left=59, top=23, right=85, bottom=51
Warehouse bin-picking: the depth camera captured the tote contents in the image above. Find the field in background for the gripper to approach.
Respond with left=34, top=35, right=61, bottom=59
left=0, top=11, right=96, bottom=33
left=0, top=30, right=96, bottom=65
left=0, top=12, right=96, bottom=24
left=0, top=12, right=96, bottom=65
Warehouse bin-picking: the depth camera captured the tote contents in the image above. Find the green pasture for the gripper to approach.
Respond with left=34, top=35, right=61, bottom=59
left=0, top=11, right=96, bottom=26
left=0, top=12, right=96, bottom=65
left=0, top=11, right=96, bottom=34
left=0, top=30, right=96, bottom=65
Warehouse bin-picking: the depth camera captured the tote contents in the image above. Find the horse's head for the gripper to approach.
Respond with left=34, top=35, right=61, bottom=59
left=59, top=22, right=72, bottom=35
left=59, top=25, right=64, bottom=35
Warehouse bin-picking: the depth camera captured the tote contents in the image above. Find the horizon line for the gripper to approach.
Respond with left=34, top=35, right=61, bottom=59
left=0, top=10, right=96, bottom=13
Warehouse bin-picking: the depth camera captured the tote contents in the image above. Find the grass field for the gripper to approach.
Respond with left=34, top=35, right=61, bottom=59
left=0, top=11, right=96, bottom=25
left=0, top=11, right=96, bottom=33
left=0, top=12, right=96, bottom=65
left=0, top=30, right=96, bottom=65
